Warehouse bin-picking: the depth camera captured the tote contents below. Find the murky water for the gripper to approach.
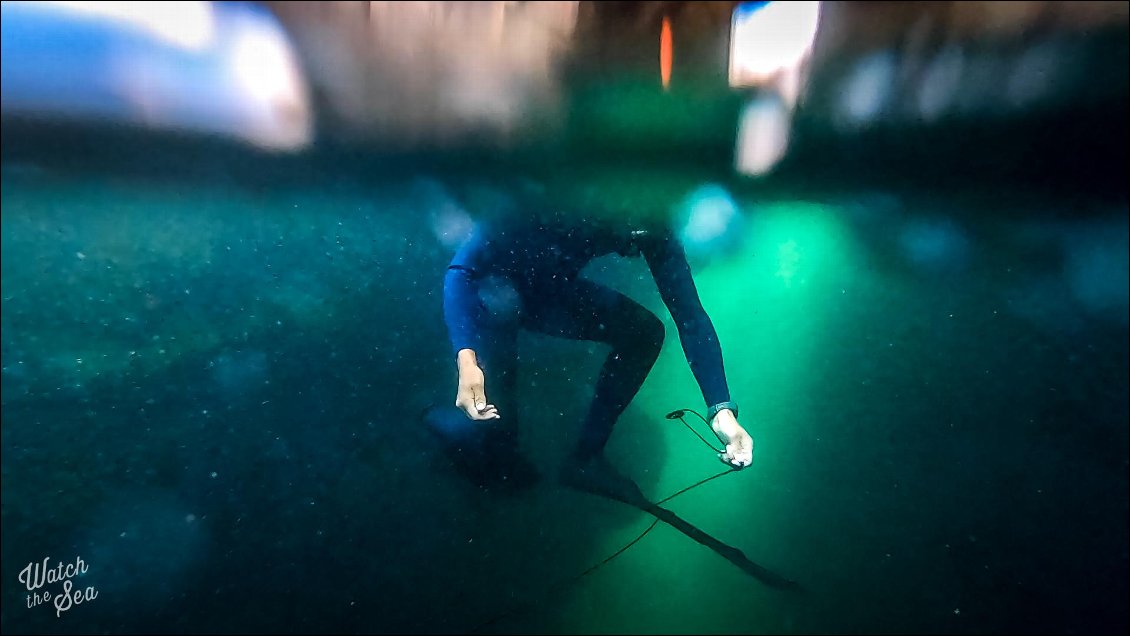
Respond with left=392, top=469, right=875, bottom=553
left=2, top=165, right=1126, bottom=634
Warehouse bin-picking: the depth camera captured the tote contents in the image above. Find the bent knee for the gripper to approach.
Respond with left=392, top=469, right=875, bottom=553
left=612, top=312, right=664, bottom=359
left=642, top=314, right=666, bottom=352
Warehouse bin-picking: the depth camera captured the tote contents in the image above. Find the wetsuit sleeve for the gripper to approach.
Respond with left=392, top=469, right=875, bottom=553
left=443, top=225, right=490, bottom=358
left=642, top=230, right=732, bottom=407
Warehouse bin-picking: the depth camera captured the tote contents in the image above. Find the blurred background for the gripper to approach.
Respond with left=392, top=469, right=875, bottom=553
left=2, top=2, right=1127, bottom=635
left=3, top=1, right=1126, bottom=188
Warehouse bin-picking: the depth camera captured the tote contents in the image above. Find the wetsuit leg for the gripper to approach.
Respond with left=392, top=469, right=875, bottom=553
left=523, top=279, right=665, bottom=459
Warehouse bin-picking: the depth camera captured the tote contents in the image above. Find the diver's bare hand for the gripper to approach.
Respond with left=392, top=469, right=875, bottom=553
left=455, top=349, right=500, bottom=421
left=711, top=409, right=753, bottom=468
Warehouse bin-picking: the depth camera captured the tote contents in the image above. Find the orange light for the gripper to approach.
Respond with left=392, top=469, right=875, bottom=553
left=660, top=16, right=672, bottom=90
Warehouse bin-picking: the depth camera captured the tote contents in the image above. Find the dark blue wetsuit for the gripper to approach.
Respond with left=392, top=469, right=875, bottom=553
left=427, top=215, right=731, bottom=475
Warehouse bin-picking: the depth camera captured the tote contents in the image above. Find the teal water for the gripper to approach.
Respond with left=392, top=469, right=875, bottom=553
left=1, top=169, right=1127, bottom=634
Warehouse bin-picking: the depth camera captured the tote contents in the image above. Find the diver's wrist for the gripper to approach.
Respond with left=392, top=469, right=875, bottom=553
left=707, top=401, right=739, bottom=422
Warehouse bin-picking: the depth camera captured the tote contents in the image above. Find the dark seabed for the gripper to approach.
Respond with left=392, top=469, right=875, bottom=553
left=1, top=161, right=1127, bottom=635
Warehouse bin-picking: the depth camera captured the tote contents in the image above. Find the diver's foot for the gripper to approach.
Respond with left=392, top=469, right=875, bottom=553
left=421, top=404, right=539, bottom=493
left=482, top=442, right=541, bottom=492
left=559, top=452, right=645, bottom=504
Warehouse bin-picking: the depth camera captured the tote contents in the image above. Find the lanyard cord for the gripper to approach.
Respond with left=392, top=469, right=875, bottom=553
left=469, top=408, right=760, bottom=633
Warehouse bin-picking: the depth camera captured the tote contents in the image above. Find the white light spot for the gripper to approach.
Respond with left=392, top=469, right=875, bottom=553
left=735, top=95, right=791, bottom=176
left=917, top=45, right=964, bottom=123
left=729, top=1, right=821, bottom=86
left=44, top=1, right=215, bottom=51
left=839, top=51, right=896, bottom=129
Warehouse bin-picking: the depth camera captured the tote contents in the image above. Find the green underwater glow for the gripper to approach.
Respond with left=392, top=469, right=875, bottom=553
left=556, top=200, right=862, bottom=634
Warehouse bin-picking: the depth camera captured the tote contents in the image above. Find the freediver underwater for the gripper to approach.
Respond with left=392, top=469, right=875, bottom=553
left=422, top=204, right=754, bottom=495
left=418, top=200, right=801, bottom=629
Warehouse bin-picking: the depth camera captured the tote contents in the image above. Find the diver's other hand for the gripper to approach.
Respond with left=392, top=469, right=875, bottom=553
left=455, top=352, right=500, bottom=421
left=711, top=408, right=753, bottom=468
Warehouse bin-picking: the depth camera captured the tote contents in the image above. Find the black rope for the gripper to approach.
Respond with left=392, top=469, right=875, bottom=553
left=658, top=467, right=735, bottom=505
left=666, top=408, right=723, bottom=453
left=471, top=517, right=664, bottom=633
left=468, top=409, right=744, bottom=633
